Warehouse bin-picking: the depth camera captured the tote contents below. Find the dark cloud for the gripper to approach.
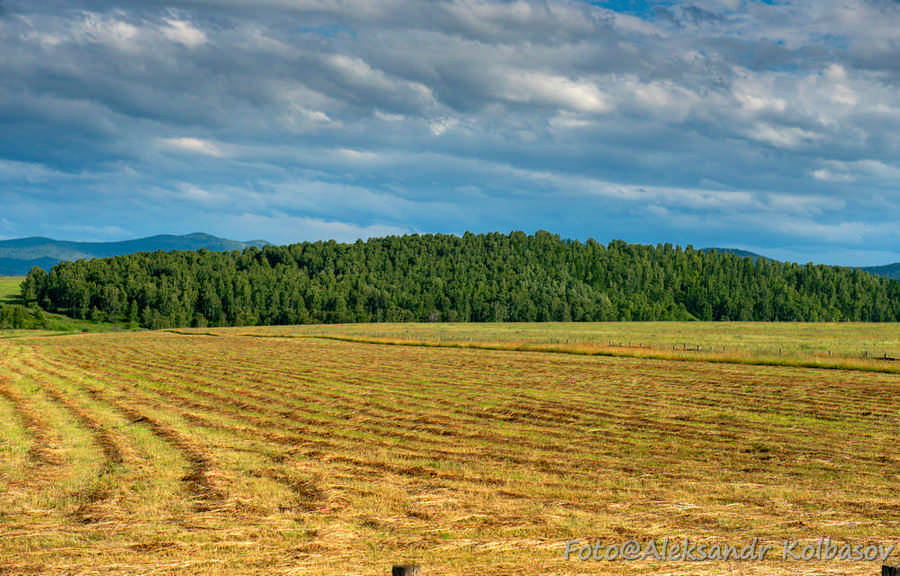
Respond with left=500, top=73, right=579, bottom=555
left=0, top=0, right=899, bottom=264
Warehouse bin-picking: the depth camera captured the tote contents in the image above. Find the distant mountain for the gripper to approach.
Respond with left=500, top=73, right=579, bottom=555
left=860, top=263, right=900, bottom=281
left=702, top=247, right=770, bottom=261
left=0, top=257, right=61, bottom=277
left=0, top=233, right=270, bottom=276
left=704, top=247, right=900, bottom=281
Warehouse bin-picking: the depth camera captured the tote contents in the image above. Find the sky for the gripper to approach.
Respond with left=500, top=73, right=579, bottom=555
left=2, top=0, right=900, bottom=265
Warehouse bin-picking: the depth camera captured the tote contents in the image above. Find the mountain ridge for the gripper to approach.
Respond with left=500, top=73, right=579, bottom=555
left=703, top=247, right=900, bottom=280
left=859, top=263, right=900, bottom=281
left=0, top=233, right=269, bottom=276
left=2, top=235, right=899, bottom=282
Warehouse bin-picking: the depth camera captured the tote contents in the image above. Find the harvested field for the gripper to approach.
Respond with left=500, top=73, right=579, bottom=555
left=1, top=326, right=898, bottom=575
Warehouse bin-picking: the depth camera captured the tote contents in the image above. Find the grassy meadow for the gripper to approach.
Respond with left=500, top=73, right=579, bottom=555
left=217, top=321, right=900, bottom=373
left=0, top=276, right=24, bottom=304
left=0, top=276, right=141, bottom=335
left=0, top=324, right=898, bottom=575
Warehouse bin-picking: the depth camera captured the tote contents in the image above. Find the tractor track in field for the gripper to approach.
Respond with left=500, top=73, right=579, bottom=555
left=47, top=344, right=833, bottom=476
left=31, top=357, right=336, bottom=514
left=97, top=338, right=900, bottom=438
left=93, top=350, right=854, bottom=465
left=37, top=336, right=900, bottom=494
left=31, top=356, right=340, bottom=513
left=0, top=371, right=62, bottom=471
left=26, top=370, right=133, bottom=522
left=11, top=360, right=127, bottom=467
left=49, top=354, right=589, bottom=469
left=40, top=351, right=647, bottom=484
left=98, top=393, right=227, bottom=510
left=5, top=331, right=900, bottom=576
left=40, top=349, right=602, bottom=488
left=19, top=358, right=228, bottom=510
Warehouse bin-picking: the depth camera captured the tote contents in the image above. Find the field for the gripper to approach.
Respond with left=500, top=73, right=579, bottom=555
left=0, top=276, right=24, bottom=305
left=216, top=322, right=900, bottom=373
left=1, top=323, right=899, bottom=575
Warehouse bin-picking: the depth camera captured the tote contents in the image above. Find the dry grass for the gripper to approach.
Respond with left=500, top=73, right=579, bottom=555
left=1, top=326, right=899, bottom=575
left=216, top=322, right=900, bottom=374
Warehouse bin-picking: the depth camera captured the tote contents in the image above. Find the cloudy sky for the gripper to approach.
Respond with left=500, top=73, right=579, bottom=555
left=2, top=0, right=900, bottom=265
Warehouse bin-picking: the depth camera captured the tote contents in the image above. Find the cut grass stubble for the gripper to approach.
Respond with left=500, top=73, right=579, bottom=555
left=0, top=326, right=898, bottom=575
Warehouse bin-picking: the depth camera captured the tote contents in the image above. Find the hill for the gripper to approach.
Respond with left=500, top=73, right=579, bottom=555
left=0, top=233, right=269, bottom=275
left=860, top=263, right=900, bottom=281
left=701, top=247, right=770, bottom=261
left=704, top=247, right=900, bottom=281
left=21, top=231, right=900, bottom=326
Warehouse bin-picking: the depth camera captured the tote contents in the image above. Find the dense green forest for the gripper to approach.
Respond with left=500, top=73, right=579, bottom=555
left=19, top=231, right=900, bottom=328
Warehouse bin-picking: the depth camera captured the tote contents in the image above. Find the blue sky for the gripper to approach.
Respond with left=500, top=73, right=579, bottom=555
left=2, top=0, right=900, bottom=265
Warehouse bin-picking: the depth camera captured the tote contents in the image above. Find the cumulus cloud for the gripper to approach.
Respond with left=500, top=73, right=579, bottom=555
left=2, top=0, right=900, bottom=264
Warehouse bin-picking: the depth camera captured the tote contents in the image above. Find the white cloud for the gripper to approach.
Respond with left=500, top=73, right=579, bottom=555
left=615, top=76, right=702, bottom=120
left=746, top=123, right=822, bottom=149
left=765, top=193, right=845, bottom=215
left=375, top=110, right=405, bottom=122
left=329, top=54, right=392, bottom=90
left=161, top=17, right=207, bottom=48
left=498, top=70, right=611, bottom=113
left=159, top=137, right=227, bottom=157
left=429, top=116, right=458, bottom=136
left=548, top=111, right=594, bottom=130
left=733, top=75, right=787, bottom=115
left=335, top=148, right=380, bottom=162
left=494, top=163, right=759, bottom=210
left=283, top=105, right=339, bottom=132
left=610, top=11, right=668, bottom=37
left=178, top=183, right=218, bottom=202
left=812, top=159, right=900, bottom=184
left=326, top=53, right=437, bottom=112
left=75, top=12, right=140, bottom=51
left=811, top=168, right=855, bottom=183
left=7, top=0, right=900, bottom=259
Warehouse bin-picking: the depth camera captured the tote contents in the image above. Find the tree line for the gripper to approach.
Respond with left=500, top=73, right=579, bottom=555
left=18, top=231, right=900, bottom=328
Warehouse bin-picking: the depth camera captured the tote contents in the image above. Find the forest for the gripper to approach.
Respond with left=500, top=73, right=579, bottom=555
left=17, top=231, right=900, bottom=329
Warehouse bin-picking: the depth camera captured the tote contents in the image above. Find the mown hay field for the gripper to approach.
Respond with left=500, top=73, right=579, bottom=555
left=235, top=321, right=900, bottom=361
left=228, top=322, right=900, bottom=374
left=1, top=325, right=899, bottom=575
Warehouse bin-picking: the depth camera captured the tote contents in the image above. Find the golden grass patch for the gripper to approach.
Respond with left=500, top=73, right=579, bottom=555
left=1, top=327, right=898, bottom=575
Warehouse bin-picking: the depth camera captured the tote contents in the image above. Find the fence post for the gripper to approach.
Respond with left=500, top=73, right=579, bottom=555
left=393, top=566, right=421, bottom=576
